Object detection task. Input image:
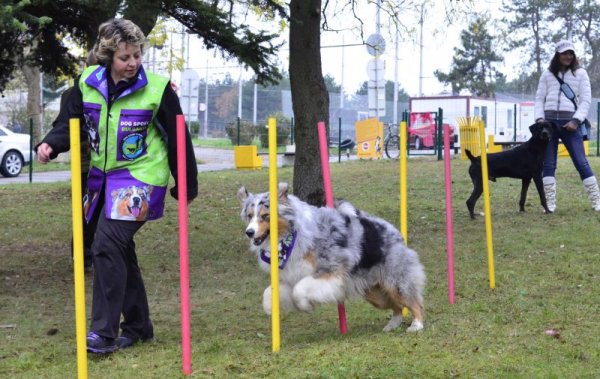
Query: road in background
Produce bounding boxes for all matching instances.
[0,147,357,185]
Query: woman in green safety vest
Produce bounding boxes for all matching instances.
[36,18,198,354]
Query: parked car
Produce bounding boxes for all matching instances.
[0,124,33,177]
[408,112,455,150]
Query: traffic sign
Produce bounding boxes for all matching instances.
[366,33,386,56]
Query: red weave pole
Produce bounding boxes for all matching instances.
[176,115,192,375]
[317,121,348,334]
[443,124,455,304]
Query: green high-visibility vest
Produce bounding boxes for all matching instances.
[79,65,171,221]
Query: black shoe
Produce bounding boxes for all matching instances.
[116,334,154,349]
[86,332,117,354]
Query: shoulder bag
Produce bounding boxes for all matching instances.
[552,72,591,140]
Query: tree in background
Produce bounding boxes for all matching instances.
[500,0,600,97]
[1,0,284,142]
[564,0,600,96]
[434,15,503,97]
[500,0,551,76]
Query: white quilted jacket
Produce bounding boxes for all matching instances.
[534,67,591,122]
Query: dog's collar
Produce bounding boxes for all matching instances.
[260,230,297,269]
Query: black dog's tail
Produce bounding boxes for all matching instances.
[465,149,478,162]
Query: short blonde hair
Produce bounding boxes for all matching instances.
[93,19,145,66]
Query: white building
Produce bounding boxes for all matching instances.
[409,95,536,143]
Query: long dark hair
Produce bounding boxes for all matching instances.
[549,52,580,75]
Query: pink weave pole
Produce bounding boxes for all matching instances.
[176,115,192,374]
[317,121,348,334]
[443,124,455,304]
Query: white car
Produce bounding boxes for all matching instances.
[0,124,33,177]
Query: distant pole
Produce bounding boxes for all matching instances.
[375,0,381,120]
[238,66,243,119]
[253,79,258,125]
[186,33,190,69]
[29,118,33,183]
[187,78,192,122]
[513,104,517,142]
[340,36,345,109]
[418,5,424,97]
[203,58,209,138]
[393,23,399,125]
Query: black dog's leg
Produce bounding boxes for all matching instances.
[466,178,483,219]
[532,175,550,213]
[519,178,531,212]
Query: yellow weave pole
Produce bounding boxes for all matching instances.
[478,119,496,289]
[399,121,408,243]
[69,118,88,378]
[399,121,409,318]
[267,117,281,352]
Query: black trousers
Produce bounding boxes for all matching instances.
[71,172,94,266]
[89,203,153,340]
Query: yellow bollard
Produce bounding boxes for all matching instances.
[267,117,281,352]
[477,120,496,289]
[69,118,88,378]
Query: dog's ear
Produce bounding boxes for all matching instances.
[529,123,541,135]
[278,182,290,204]
[237,186,249,204]
[111,189,119,200]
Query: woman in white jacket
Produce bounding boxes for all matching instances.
[534,40,600,212]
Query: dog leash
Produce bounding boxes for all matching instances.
[260,230,297,269]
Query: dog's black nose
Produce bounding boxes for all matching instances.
[246,229,255,238]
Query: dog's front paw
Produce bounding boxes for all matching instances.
[382,314,403,332]
[262,287,272,315]
[406,320,423,332]
[293,296,315,313]
[292,286,315,313]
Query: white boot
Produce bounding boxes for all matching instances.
[582,176,600,211]
[543,176,556,213]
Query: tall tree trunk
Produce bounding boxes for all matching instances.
[289,0,329,205]
[21,65,42,144]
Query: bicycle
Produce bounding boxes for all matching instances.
[383,123,400,159]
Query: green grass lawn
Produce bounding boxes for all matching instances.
[1,157,600,378]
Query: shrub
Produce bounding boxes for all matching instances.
[188,121,201,136]
[258,113,292,148]
[225,119,257,145]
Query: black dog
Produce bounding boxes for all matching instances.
[466,121,553,219]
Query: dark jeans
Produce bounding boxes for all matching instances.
[543,118,594,180]
[89,203,153,341]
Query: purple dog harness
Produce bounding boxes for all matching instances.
[260,230,297,269]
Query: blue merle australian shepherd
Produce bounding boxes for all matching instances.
[237,183,425,332]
